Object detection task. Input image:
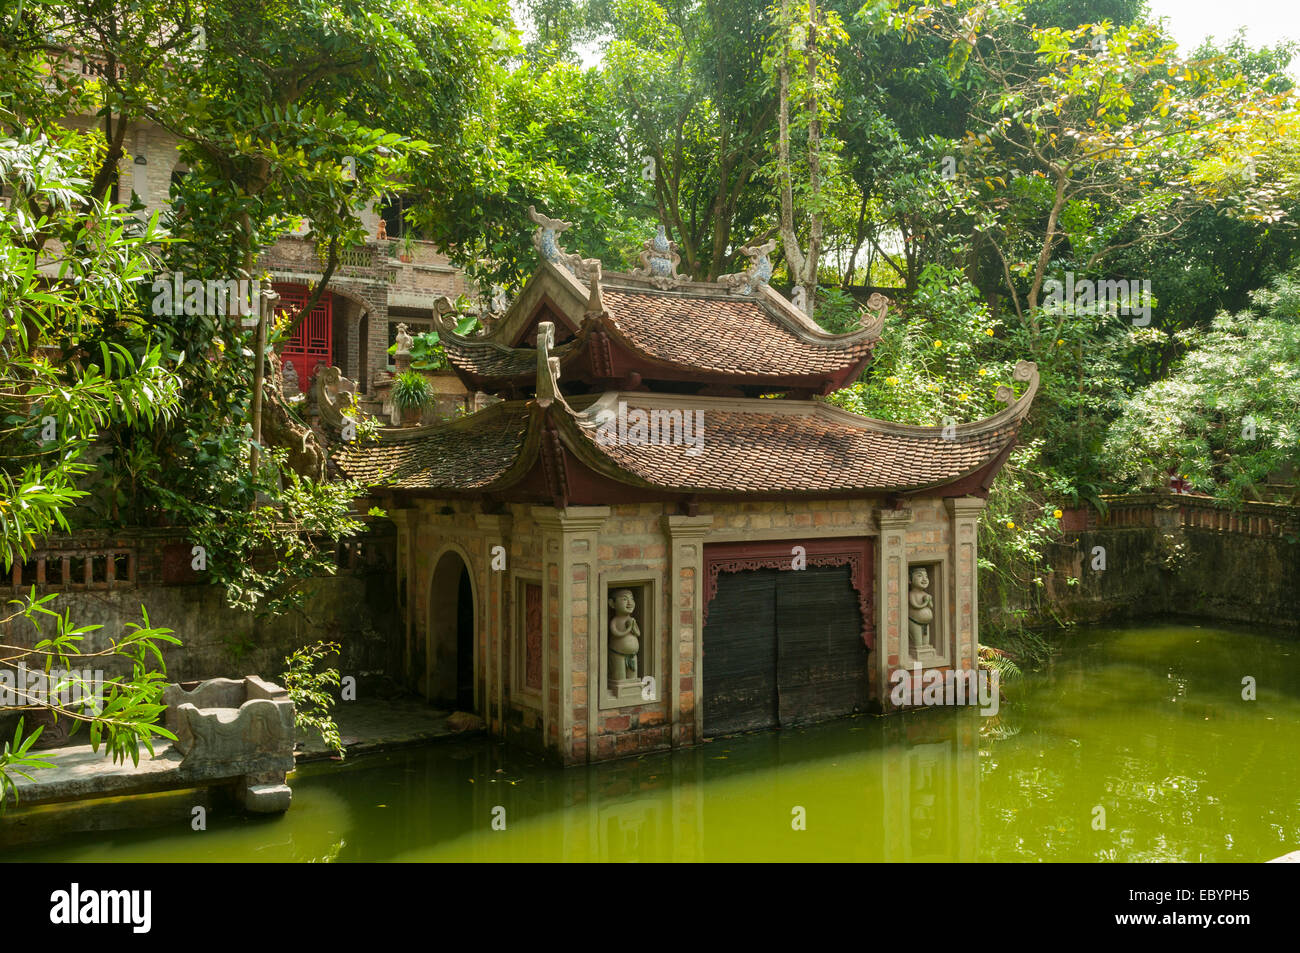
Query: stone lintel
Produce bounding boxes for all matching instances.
[531,505,611,534]
[661,514,714,538]
[876,508,914,529]
[945,496,987,519]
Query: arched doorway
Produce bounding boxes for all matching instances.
[428,550,476,711]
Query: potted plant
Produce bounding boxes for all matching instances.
[392,368,432,426]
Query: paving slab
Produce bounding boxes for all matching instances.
[2,698,483,811]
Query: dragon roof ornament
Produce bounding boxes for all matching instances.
[632,223,689,290]
[859,292,891,340]
[528,205,601,283]
[718,239,777,296]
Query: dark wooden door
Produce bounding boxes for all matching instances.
[702,570,778,736]
[775,565,869,725]
[703,565,867,737]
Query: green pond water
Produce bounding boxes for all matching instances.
[7,621,1300,862]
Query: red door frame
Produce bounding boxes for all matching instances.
[273,282,333,388]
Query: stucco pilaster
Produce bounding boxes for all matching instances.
[874,508,914,708]
[661,514,713,747]
[475,513,513,734]
[945,497,986,672]
[533,506,609,762]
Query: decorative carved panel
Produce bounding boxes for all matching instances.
[702,537,875,648]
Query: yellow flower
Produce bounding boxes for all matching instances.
[1006,521,1016,530]
[958,393,970,401]
[933,339,943,348]
[985,328,994,336]
[1053,509,1063,519]
[885,376,899,385]
[978,368,988,376]
[1056,339,1064,346]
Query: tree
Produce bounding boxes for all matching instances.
[768,0,847,319]
[884,1,1288,331]
[2,0,510,612]
[0,126,184,808]
[603,0,779,279]
[1101,264,1300,502]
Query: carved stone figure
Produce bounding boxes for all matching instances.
[718,239,777,295]
[311,365,358,431]
[633,223,687,290]
[490,284,509,315]
[607,588,641,682]
[394,321,413,354]
[908,567,935,651]
[281,359,300,397]
[528,205,601,281]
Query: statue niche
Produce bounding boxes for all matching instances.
[908,566,936,655]
[607,587,642,687]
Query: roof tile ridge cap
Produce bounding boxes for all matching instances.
[382,399,524,442]
[615,392,815,415]
[472,401,549,494]
[963,359,1040,435]
[755,284,883,348]
[543,255,593,301]
[548,397,672,492]
[442,333,516,357]
[599,270,721,294]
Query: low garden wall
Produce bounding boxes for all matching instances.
[1003,494,1300,635]
[0,524,402,686]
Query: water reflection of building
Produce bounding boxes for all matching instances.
[449,714,980,861]
[882,714,980,862]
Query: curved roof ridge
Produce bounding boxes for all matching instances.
[810,360,1039,437]
[564,360,1038,438]
[753,285,885,344]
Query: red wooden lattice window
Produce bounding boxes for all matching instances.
[273,282,333,388]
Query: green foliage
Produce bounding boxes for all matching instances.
[391,370,434,412]
[1,595,180,811]
[0,4,409,614]
[0,718,53,812]
[1101,266,1300,502]
[388,314,482,371]
[281,640,345,760]
[827,266,1104,638]
[600,0,778,279]
[185,460,371,615]
[978,643,1023,685]
[0,131,183,568]
[828,265,1007,426]
[814,287,864,333]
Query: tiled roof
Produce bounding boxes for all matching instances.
[441,337,579,381]
[333,401,534,489]
[564,397,1016,493]
[440,338,536,379]
[600,289,876,378]
[337,395,1026,497]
